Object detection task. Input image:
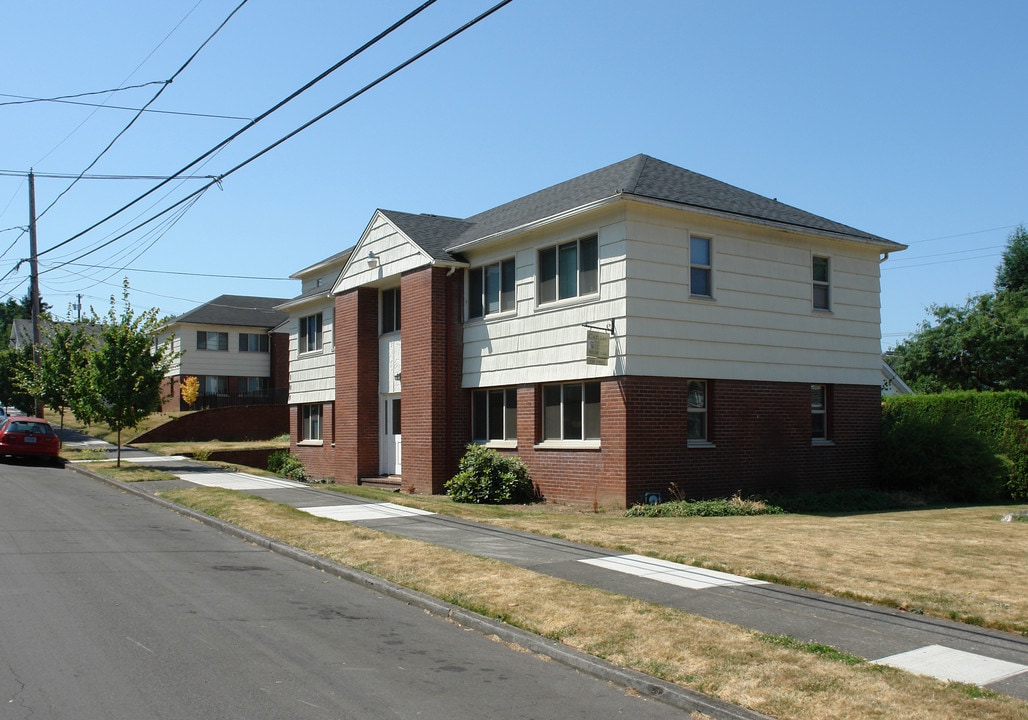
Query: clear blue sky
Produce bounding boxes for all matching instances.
[1,1,1025,349]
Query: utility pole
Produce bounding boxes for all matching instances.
[28,169,43,417]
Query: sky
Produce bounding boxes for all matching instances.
[1,0,1025,350]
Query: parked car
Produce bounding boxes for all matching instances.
[0,416,62,465]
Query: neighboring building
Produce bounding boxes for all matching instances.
[288,154,906,506]
[160,295,290,411]
[276,249,352,480]
[9,318,103,350]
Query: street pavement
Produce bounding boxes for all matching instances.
[60,431,1028,707]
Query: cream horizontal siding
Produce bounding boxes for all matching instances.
[335,213,431,293]
[172,324,273,377]
[462,203,885,390]
[619,212,884,384]
[287,305,335,404]
[463,218,627,387]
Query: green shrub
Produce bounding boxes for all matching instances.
[1003,419,1028,500]
[267,450,308,483]
[881,392,1028,502]
[625,495,784,518]
[445,445,535,504]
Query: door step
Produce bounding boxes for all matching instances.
[358,475,402,491]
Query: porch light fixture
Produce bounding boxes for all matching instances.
[366,251,379,269]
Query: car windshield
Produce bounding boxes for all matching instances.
[7,421,54,435]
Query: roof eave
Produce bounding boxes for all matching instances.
[445,194,623,254]
[624,193,907,251]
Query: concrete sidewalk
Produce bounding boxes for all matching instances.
[63,434,1028,705]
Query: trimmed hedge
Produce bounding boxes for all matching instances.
[882,391,1028,501]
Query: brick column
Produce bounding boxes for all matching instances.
[334,287,379,483]
[400,267,464,494]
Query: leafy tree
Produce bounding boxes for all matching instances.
[77,281,178,465]
[181,376,199,409]
[887,226,1028,393]
[20,321,95,429]
[995,224,1028,293]
[0,345,35,412]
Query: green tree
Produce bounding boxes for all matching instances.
[78,281,178,465]
[995,224,1028,293]
[0,345,35,412]
[887,226,1028,393]
[20,321,95,429]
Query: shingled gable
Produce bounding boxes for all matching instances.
[171,294,289,328]
[376,210,472,262]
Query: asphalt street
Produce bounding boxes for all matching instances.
[0,460,734,720]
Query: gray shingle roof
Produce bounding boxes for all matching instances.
[378,210,473,261]
[383,155,899,260]
[171,295,289,328]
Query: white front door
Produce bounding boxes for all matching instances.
[380,394,401,475]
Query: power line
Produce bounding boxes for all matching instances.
[37,0,251,222]
[37,0,441,261]
[60,261,289,281]
[907,224,1021,245]
[0,169,216,181]
[0,92,252,121]
[0,83,167,107]
[43,0,516,275]
[1,170,216,181]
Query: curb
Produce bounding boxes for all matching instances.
[67,462,774,720]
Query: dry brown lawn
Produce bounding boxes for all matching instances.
[159,487,1028,720]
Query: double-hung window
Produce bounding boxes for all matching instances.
[472,388,517,442]
[542,381,600,442]
[299,313,323,354]
[811,385,828,441]
[302,404,322,442]
[690,236,712,297]
[202,375,228,395]
[382,287,401,334]
[468,259,515,319]
[687,380,708,443]
[239,333,269,352]
[538,235,598,305]
[812,256,830,310]
[197,331,228,351]
[240,377,268,396]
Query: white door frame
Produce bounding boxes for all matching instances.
[380,393,401,475]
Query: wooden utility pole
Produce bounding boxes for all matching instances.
[28,169,43,417]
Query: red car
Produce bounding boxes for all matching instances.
[0,416,62,465]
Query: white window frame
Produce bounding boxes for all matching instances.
[468,258,516,320]
[690,236,713,298]
[298,313,323,354]
[301,404,323,443]
[472,388,518,446]
[687,380,711,446]
[539,381,600,447]
[239,333,269,352]
[382,287,401,335]
[537,235,599,306]
[811,384,830,443]
[196,331,228,351]
[813,256,831,311]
